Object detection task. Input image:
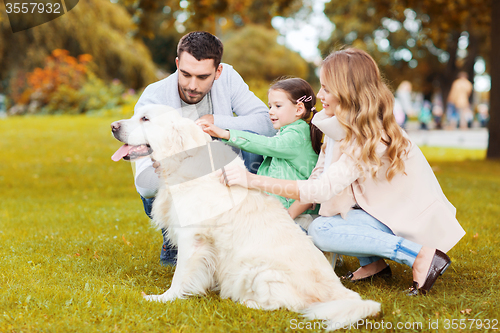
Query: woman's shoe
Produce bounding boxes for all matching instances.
[407,249,451,296]
[341,265,392,282]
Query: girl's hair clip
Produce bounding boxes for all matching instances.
[311,106,317,112]
[297,95,313,103]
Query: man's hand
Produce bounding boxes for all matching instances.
[152,158,163,175]
[196,119,230,140]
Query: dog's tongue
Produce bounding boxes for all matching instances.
[111,144,132,161]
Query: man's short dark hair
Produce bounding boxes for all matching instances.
[177,31,223,68]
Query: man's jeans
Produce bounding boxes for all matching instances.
[241,150,263,174]
[140,196,178,265]
[308,209,422,268]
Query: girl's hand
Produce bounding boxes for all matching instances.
[217,165,251,188]
[288,201,313,219]
[196,119,230,140]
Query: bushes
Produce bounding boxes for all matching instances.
[8,49,139,116]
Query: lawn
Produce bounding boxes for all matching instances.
[1,115,499,332]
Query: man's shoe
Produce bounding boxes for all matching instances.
[160,242,177,266]
[407,249,451,296]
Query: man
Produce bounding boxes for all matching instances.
[447,72,473,129]
[133,31,275,266]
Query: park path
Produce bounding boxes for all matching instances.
[405,122,488,149]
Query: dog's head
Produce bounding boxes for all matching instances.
[111,104,211,162]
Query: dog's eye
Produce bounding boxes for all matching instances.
[141,116,149,122]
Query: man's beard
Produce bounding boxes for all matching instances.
[180,87,204,104]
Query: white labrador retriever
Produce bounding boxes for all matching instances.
[111,104,380,330]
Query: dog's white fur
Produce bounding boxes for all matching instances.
[112,104,380,330]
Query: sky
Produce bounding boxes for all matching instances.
[271,0,334,65]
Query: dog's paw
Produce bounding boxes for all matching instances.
[143,293,168,303]
[142,289,180,303]
[242,299,261,309]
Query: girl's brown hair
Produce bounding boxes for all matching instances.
[321,48,410,181]
[270,78,323,154]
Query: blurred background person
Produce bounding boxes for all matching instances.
[393,98,406,128]
[419,100,432,130]
[476,103,490,128]
[0,94,6,118]
[446,72,473,129]
[431,89,444,129]
[394,80,414,129]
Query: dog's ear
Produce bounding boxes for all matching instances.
[147,120,182,161]
[174,119,210,150]
[149,116,211,161]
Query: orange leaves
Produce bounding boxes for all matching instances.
[122,234,132,246]
[78,54,93,63]
[8,47,133,115]
[7,48,98,113]
[8,48,95,107]
[51,49,69,58]
[25,49,93,98]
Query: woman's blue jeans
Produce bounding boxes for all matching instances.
[308,209,422,268]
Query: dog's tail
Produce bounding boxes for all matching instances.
[301,299,381,331]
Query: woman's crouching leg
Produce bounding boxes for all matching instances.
[307,209,422,268]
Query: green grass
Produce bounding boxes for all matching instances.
[1,115,499,332]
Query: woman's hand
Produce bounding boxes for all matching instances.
[196,119,230,140]
[216,165,252,188]
[217,165,301,200]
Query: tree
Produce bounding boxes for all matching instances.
[488,0,500,158]
[117,0,304,37]
[0,0,157,91]
[223,25,309,102]
[321,0,499,158]
[322,1,488,92]
[224,25,308,81]
[114,0,307,74]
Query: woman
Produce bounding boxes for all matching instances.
[217,48,465,295]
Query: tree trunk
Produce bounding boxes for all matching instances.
[487,0,500,159]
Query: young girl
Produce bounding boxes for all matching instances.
[197,77,321,215]
[217,48,465,296]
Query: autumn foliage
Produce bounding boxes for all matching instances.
[28,50,92,92]
[12,49,91,105]
[9,49,136,115]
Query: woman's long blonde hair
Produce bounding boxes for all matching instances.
[321,48,410,181]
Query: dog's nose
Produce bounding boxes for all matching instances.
[111,121,120,133]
